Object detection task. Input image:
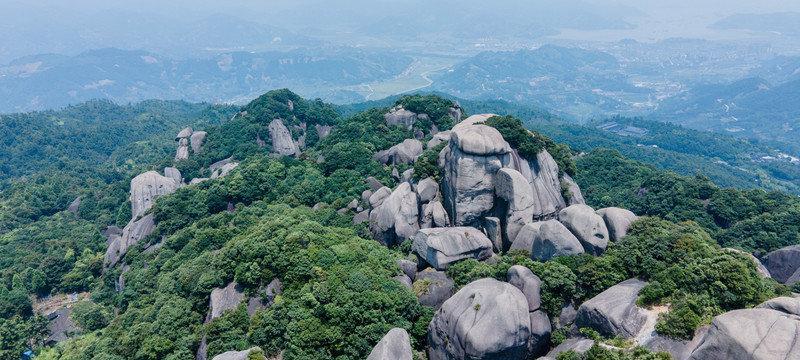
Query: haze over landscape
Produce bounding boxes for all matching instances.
[3,1,800,360]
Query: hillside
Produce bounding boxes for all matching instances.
[1,91,800,360]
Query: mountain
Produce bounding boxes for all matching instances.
[0,48,413,112]
[710,12,800,36]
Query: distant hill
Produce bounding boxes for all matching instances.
[0,48,413,112]
[710,12,800,36]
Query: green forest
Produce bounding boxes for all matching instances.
[0,90,797,360]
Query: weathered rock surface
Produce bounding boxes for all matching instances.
[191,131,207,154]
[209,282,245,321]
[353,210,370,225]
[368,328,413,360]
[412,227,493,270]
[46,307,78,344]
[509,149,572,219]
[511,220,584,261]
[495,168,535,250]
[764,245,800,284]
[385,107,419,129]
[428,278,532,360]
[420,200,449,229]
[642,335,691,360]
[211,347,265,360]
[596,207,637,241]
[367,177,385,191]
[130,171,179,219]
[442,116,512,226]
[416,177,439,204]
[507,265,542,312]
[210,160,239,179]
[427,131,451,149]
[247,278,283,316]
[558,204,609,256]
[413,270,454,309]
[575,279,649,338]
[686,307,800,360]
[375,139,424,165]
[370,183,419,246]
[175,138,190,161]
[268,119,299,156]
[315,124,332,140]
[394,275,413,289]
[543,338,595,359]
[67,196,81,214]
[369,186,392,208]
[397,259,417,281]
[164,167,182,185]
[104,214,155,266]
[528,310,552,357]
[757,296,800,315]
[176,127,193,139]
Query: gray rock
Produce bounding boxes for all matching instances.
[509,149,569,219]
[368,328,413,360]
[413,270,454,309]
[164,167,182,184]
[191,131,207,154]
[315,124,333,140]
[483,216,502,252]
[507,265,542,312]
[209,282,245,321]
[46,307,78,344]
[725,248,771,278]
[130,171,178,219]
[575,279,649,338]
[428,278,532,360]
[511,220,584,261]
[642,335,690,360]
[757,296,800,316]
[175,138,190,161]
[420,200,449,229]
[367,177,385,191]
[375,139,424,165]
[384,107,419,129]
[394,275,413,289]
[559,302,578,328]
[685,308,800,360]
[369,187,392,209]
[104,214,156,266]
[442,117,512,226]
[764,245,800,284]
[495,168,535,250]
[561,174,586,206]
[210,161,239,179]
[544,338,595,359]
[596,207,637,241]
[67,196,81,214]
[412,227,493,270]
[268,119,299,156]
[353,210,370,225]
[190,177,209,185]
[176,127,193,139]
[558,204,609,256]
[427,131,451,149]
[397,259,417,281]
[392,167,400,180]
[529,310,552,357]
[369,183,420,246]
[362,190,374,204]
[401,169,414,183]
[211,347,264,360]
[416,178,439,204]
[448,106,462,122]
[247,278,283,316]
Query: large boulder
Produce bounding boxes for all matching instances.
[413,270,454,309]
[558,204,609,256]
[764,245,800,285]
[575,279,650,338]
[495,168,535,250]
[511,220,584,261]
[208,282,245,321]
[442,115,512,226]
[367,328,413,360]
[561,174,586,205]
[369,186,392,208]
[420,200,449,229]
[509,149,570,219]
[104,214,155,266]
[176,127,193,139]
[211,347,265,360]
[757,296,800,315]
[428,131,451,149]
[428,278,532,360]
[191,131,207,154]
[543,338,595,359]
[375,139,424,165]
[506,265,542,312]
[370,183,420,246]
[175,138,190,160]
[596,207,637,241]
[130,171,179,219]
[412,227,493,270]
[415,178,439,204]
[385,107,419,129]
[685,308,800,360]
[268,119,299,156]
[164,167,182,185]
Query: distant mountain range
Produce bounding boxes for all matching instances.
[0,48,412,112]
[710,12,800,36]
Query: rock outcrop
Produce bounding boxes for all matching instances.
[757,296,800,315]
[367,328,413,360]
[507,266,550,357]
[510,149,569,219]
[558,204,609,256]
[543,338,595,359]
[495,168,536,250]
[209,158,240,179]
[442,115,512,226]
[67,197,81,214]
[268,119,299,156]
[211,347,265,360]
[164,167,182,185]
[413,270,454,309]
[596,207,637,241]
[685,306,800,360]
[415,178,439,204]
[208,282,245,321]
[191,131,207,154]
[428,278,532,360]
[511,220,584,261]
[370,183,419,246]
[412,227,493,270]
[175,127,192,161]
[575,279,650,338]
[420,201,449,229]
[385,107,419,129]
[763,245,800,285]
[375,139,424,165]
